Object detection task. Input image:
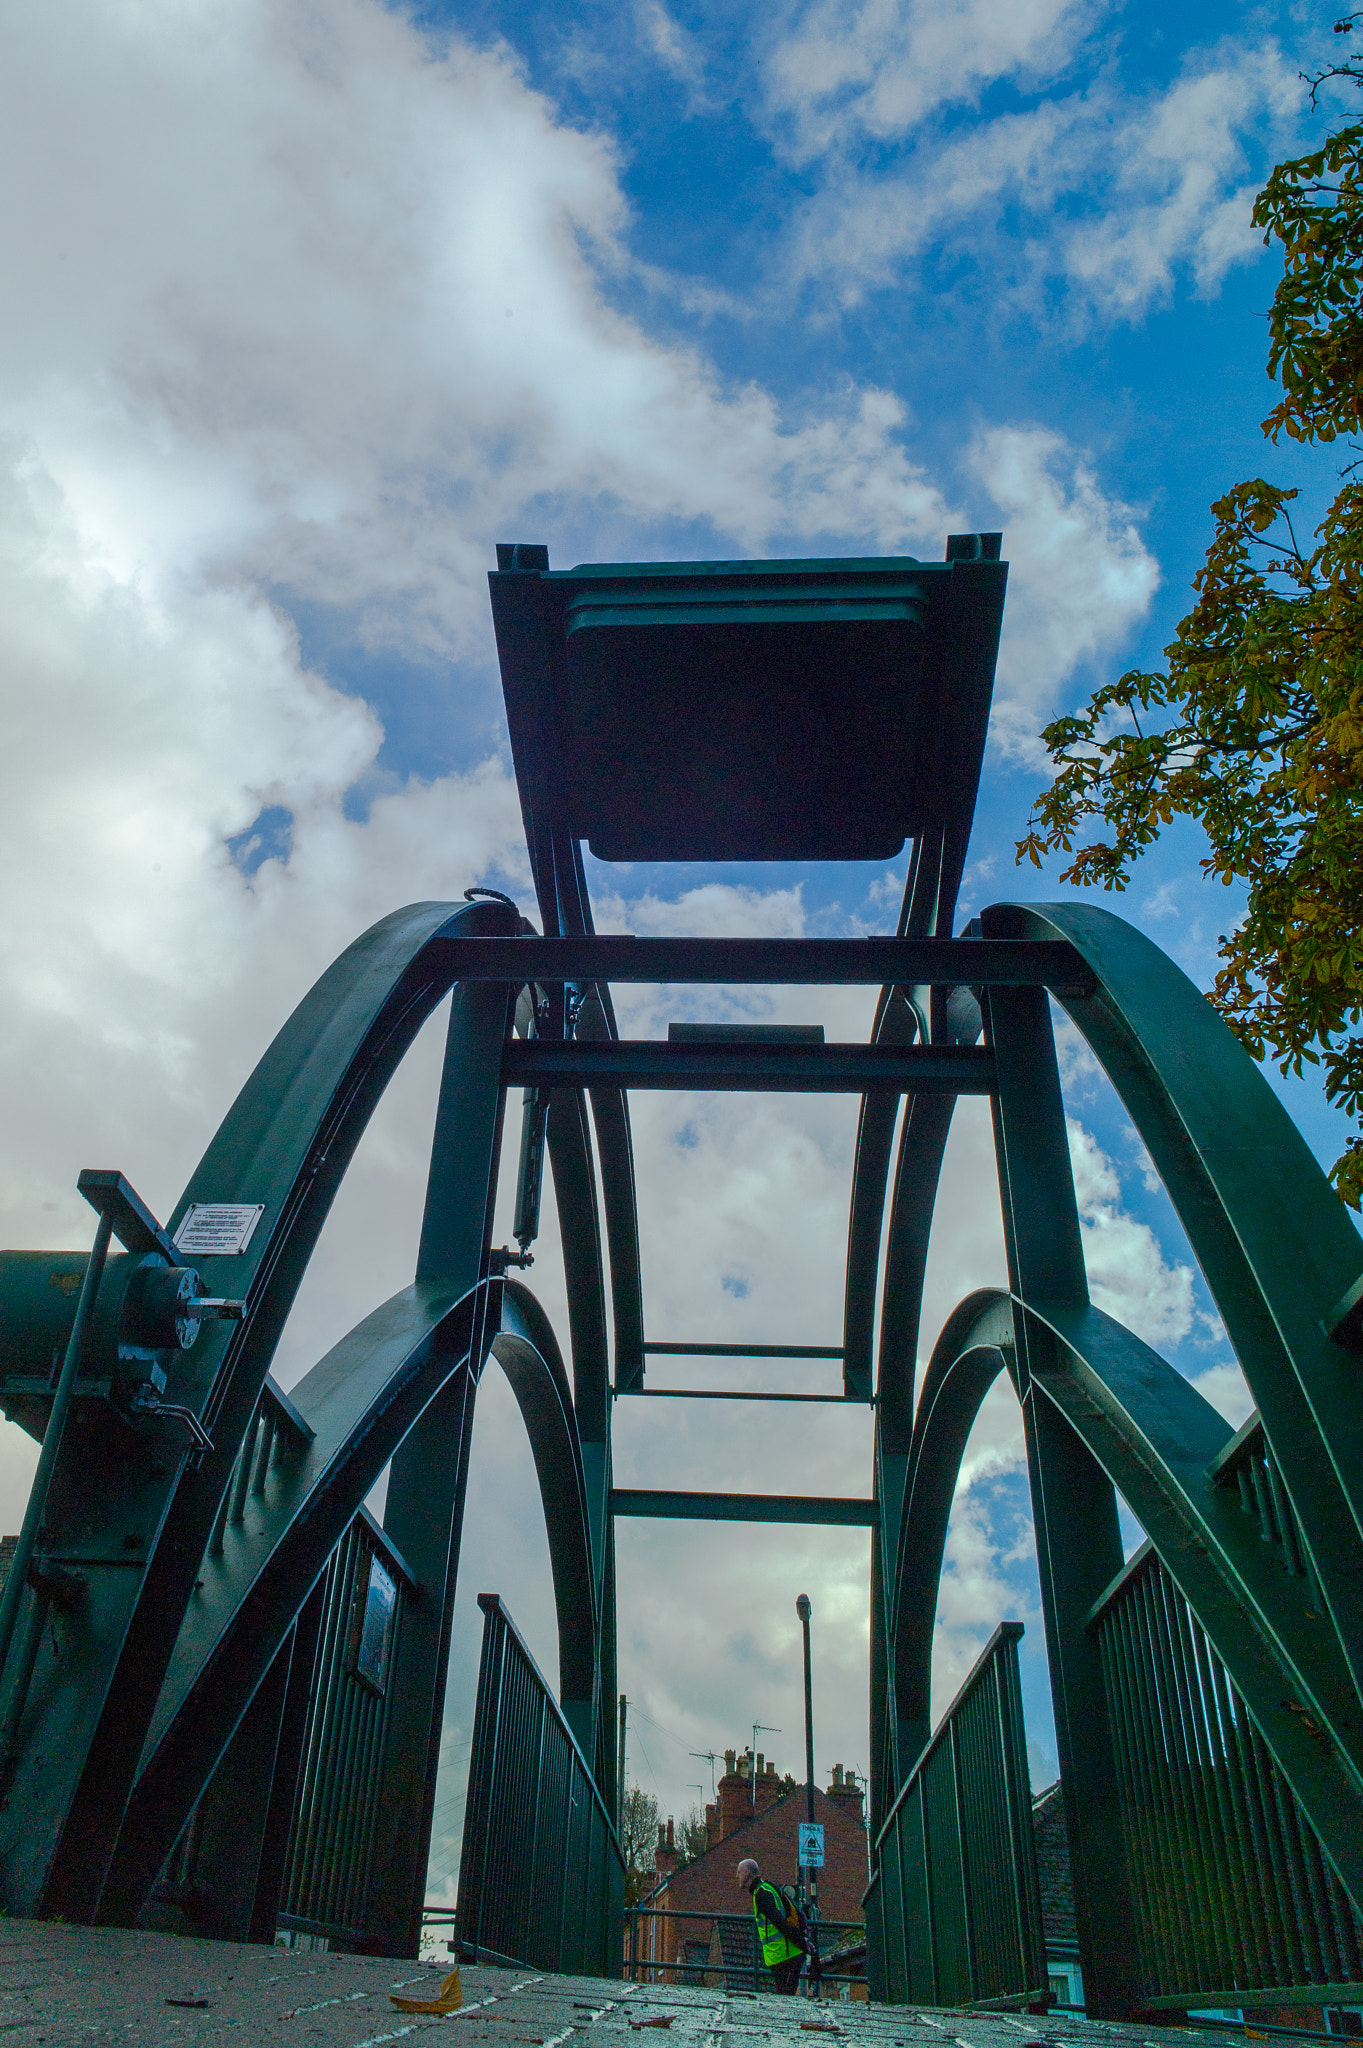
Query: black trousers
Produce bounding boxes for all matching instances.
[769,1955,804,1995]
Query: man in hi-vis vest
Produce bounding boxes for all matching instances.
[735,1857,805,1993]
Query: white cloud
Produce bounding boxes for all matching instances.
[763,0,1091,162]
[1190,1359,1255,1428]
[970,427,1159,753]
[1060,51,1300,311]
[601,881,809,940]
[637,0,707,92]
[0,0,955,673]
[776,42,1300,324]
[1068,1118,1194,1347]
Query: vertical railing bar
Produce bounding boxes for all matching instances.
[1126,1575,1186,1995]
[1126,1571,1192,1987]
[1286,1783,1336,1983]
[336,1675,378,1933]
[1248,1718,1311,1984]
[1208,1654,1275,1988]
[250,1408,276,1498]
[1153,1568,1223,1993]
[310,1526,362,1924]
[1102,1605,1162,1996]
[1154,1572,1227,1990]
[283,1545,347,1921]
[1230,1679,1295,1985]
[207,1475,232,1561]
[314,1537,364,1928]
[1190,1619,1259,1991]
[229,1412,260,1526]
[1247,1452,1279,1548]
[1262,1451,1303,1576]
[1150,1565,1220,1990]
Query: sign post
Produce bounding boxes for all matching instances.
[795,1593,819,1993]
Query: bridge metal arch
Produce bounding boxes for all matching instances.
[980,900,1363,1689]
[96,1270,598,1928]
[875,899,1363,2010]
[887,1291,1363,1902]
[0,892,613,1948]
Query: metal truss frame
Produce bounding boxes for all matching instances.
[0,538,1359,2014]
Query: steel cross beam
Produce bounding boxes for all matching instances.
[610,1488,877,1526]
[502,1041,996,1093]
[437,935,1092,991]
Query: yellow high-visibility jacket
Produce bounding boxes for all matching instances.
[751,1881,803,1968]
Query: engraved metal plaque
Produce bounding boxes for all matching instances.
[172,1204,265,1256]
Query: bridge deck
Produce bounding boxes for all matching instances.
[0,1920,1292,2047]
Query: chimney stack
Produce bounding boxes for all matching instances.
[825,1762,864,1824]
[654,1815,681,1879]
[716,1749,755,1841]
[753,1755,783,1817]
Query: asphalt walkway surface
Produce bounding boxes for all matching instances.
[0,1922,1252,2048]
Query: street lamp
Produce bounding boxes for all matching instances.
[795,1594,817,1926]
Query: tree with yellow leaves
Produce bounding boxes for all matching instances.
[1019,21,1363,1207]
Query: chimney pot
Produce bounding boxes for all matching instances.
[725,1749,736,1774]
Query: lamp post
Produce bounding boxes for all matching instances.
[796,1594,817,1925]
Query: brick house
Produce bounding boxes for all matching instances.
[1032,1782,1081,2007]
[630,1748,869,1990]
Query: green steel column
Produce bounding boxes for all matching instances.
[987,984,1142,2017]
[546,1087,611,1766]
[364,978,514,1956]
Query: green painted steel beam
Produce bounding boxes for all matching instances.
[610,1488,876,1526]
[438,934,1090,990]
[898,1286,1363,1924]
[95,1280,493,1924]
[4,895,520,1929]
[983,903,1363,1705]
[503,1039,996,1093]
[616,1389,865,1403]
[642,1341,843,1357]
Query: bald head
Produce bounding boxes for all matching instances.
[735,1857,759,1894]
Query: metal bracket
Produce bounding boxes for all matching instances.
[77,1170,183,1265]
[488,1247,534,1276]
[126,1388,214,1458]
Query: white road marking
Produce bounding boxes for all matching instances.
[285,1990,372,2015]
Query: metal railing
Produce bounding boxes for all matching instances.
[1089,1541,1363,2009]
[866,1621,1046,2007]
[454,1593,624,1977]
[276,1509,412,1943]
[624,1906,865,1995]
[206,1375,313,1560]
[1209,1417,1328,1610]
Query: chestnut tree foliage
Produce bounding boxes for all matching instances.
[1019,23,1363,1206]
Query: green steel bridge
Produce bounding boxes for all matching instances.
[0,537,1361,2018]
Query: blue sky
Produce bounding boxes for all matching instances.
[0,0,1358,1894]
